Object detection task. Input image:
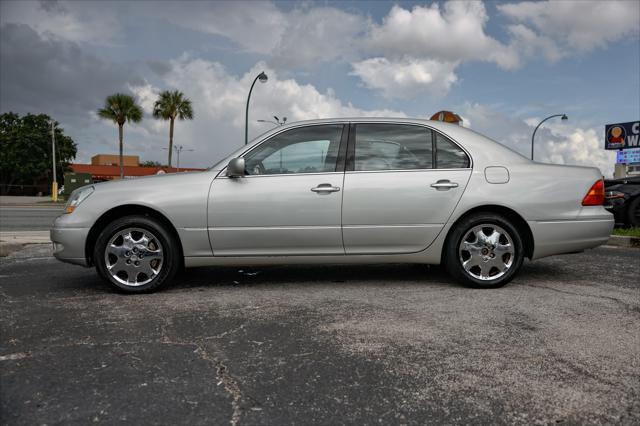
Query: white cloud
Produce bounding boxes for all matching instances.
[350,57,458,98]
[126,58,405,167]
[146,1,286,54]
[143,2,368,69]
[6,0,635,101]
[128,82,160,114]
[460,103,616,177]
[270,7,369,68]
[0,0,121,44]
[499,0,640,54]
[507,24,562,63]
[349,1,523,98]
[369,2,519,70]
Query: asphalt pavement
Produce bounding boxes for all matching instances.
[1,244,638,425]
[0,206,62,231]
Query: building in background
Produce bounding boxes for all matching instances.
[70,154,204,182]
[91,154,140,167]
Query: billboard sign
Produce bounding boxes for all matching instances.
[616,148,640,164]
[605,121,639,150]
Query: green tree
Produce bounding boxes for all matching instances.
[140,160,164,167]
[153,90,193,167]
[98,94,143,178]
[0,112,77,195]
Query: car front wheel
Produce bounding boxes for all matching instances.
[94,215,180,293]
[444,213,524,288]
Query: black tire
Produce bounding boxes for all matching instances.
[94,215,180,293]
[444,213,525,289]
[627,196,640,227]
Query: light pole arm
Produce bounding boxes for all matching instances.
[245,75,261,146]
[531,114,566,161]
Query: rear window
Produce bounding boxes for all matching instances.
[436,133,470,169]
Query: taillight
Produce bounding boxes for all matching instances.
[582,179,604,206]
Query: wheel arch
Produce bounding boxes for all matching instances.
[85,204,184,267]
[444,205,534,259]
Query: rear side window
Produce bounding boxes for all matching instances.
[436,133,470,169]
[354,124,433,171]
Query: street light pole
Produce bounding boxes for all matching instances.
[257,116,287,127]
[531,114,568,161]
[50,121,58,202]
[245,71,268,145]
[164,145,194,173]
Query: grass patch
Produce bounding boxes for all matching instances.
[612,227,640,237]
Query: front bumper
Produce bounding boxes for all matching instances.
[50,226,90,267]
[529,208,614,260]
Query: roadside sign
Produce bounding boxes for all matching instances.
[616,148,640,164]
[605,120,640,150]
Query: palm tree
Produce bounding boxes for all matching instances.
[98,94,143,179]
[153,90,194,167]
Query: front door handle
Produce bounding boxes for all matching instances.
[430,180,459,190]
[311,184,341,193]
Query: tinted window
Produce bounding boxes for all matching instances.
[354,124,432,171]
[436,133,470,169]
[244,125,343,175]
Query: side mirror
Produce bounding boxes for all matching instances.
[226,157,245,178]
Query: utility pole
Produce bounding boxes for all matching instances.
[51,121,58,202]
[164,145,194,173]
[257,116,287,127]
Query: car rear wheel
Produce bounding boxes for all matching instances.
[627,196,640,227]
[444,213,524,288]
[94,215,180,293]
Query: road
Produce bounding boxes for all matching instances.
[1,244,638,425]
[0,207,62,231]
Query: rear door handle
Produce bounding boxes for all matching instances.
[311,184,341,193]
[430,180,459,190]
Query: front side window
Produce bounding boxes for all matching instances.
[354,124,433,171]
[244,125,343,175]
[436,133,470,169]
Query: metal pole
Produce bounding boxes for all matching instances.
[245,72,267,145]
[245,76,260,145]
[51,121,58,202]
[531,114,567,161]
[176,145,181,173]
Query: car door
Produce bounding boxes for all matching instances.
[342,123,472,254]
[208,124,347,256]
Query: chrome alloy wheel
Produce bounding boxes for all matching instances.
[458,224,515,281]
[104,228,164,287]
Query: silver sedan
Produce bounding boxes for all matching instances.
[51,118,613,293]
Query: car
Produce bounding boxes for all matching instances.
[50,118,614,293]
[604,176,640,227]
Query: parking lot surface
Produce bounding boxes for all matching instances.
[1,245,638,425]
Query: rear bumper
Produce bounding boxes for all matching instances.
[529,210,614,260]
[50,226,90,266]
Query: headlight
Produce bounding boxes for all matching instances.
[64,186,94,214]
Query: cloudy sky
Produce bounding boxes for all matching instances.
[1,0,638,176]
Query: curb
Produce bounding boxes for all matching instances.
[0,204,64,208]
[0,231,51,257]
[0,242,26,257]
[606,235,640,248]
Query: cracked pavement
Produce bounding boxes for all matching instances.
[1,244,639,424]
